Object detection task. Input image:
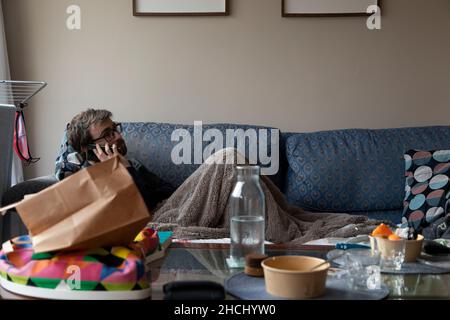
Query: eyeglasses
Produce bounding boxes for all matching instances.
[91,122,123,143]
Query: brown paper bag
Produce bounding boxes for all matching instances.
[0,156,151,253]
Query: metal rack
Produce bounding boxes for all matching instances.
[0,80,47,109]
[0,80,47,203]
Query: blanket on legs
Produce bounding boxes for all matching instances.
[151,148,386,244]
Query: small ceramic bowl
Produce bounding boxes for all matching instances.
[261,255,329,299]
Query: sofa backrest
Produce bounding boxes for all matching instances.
[122,122,282,190]
[284,126,450,214]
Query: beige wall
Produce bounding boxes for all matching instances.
[3,0,450,179]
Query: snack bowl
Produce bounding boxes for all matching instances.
[261,255,329,299]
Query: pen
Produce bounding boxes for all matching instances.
[335,243,370,250]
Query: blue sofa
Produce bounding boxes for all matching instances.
[2,123,450,242]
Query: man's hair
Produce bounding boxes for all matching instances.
[67,108,112,153]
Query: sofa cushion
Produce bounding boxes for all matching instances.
[285,126,450,214]
[402,149,450,233]
[122,122,281,190]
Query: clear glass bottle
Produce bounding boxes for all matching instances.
[228,165,265,268]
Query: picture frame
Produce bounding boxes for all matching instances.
[133,0,229,16]
[282,0,381,17]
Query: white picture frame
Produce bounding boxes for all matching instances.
[282,0,380,17]
[133,0,229,16]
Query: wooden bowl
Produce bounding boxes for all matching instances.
[261,256,329,299]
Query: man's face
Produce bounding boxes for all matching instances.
[88,118,128,156]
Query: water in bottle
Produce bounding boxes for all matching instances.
[227,165,265,268]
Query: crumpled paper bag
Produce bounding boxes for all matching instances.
[0,156,151,253]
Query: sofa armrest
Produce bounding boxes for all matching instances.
[1,175,57,243]
[1,175,58,206]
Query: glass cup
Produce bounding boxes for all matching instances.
[373,236,406,271]
[343,248,382,291]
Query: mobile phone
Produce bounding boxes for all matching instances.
[87,144,106,152]
[163,281,225,300]
[86,144,106,161]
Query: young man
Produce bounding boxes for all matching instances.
[55,109,175,212]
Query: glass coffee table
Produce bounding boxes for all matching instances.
[1,242,448,300]
[149,243,450,300]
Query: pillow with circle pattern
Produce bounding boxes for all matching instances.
[402,149,450,236]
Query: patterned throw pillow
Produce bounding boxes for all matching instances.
[402,150,450,235]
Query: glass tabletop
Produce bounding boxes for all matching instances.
[148,244,450,300]
[0,243,448,300]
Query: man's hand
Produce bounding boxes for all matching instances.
[92,143,131,167]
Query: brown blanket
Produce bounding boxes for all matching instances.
[152,148,385,244]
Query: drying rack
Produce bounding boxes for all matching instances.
[0,80,47,203]
[0,80,47,109]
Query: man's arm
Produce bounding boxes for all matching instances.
[127,160,176,211]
